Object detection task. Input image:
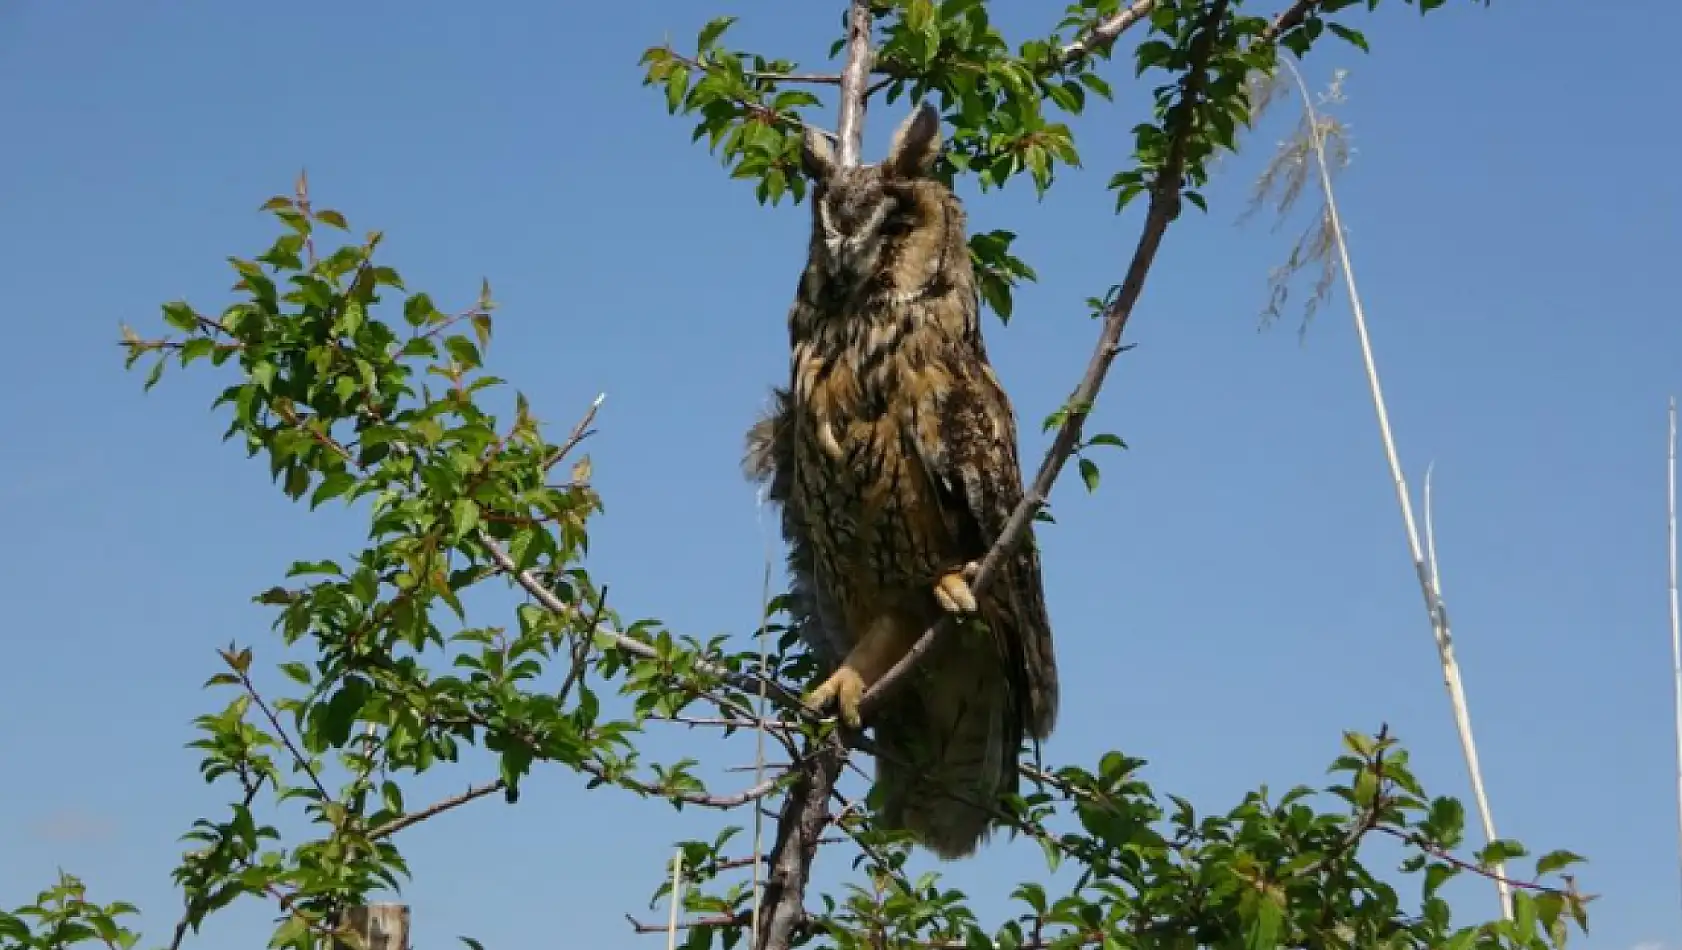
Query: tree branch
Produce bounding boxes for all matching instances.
[756,741,843,950]
[479,530,811,721]
[1054,0,1158,67]
[229,660,332,804]
[1262,0,1322,43]
[367,780,507,840]
[576,763,786,809]
[834,0,874,167]
[627,911,750,935]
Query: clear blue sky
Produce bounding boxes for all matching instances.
[3,1,1679,948]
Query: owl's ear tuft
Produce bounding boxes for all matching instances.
[801,127,838,182]
[884,103,942,178]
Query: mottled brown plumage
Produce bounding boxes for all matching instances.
[743,104,1059,859]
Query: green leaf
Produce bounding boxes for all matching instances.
[1423,861,1456,898]
[1535,849,1586,876]
[1246,891,1283,950]
[1327,22,1370,51]
[162,301,198,332]
[1078,457,1100,493]
[696,15,736,50]
[666,66,690,113]
[1476,838,1529,866]
[1352,766,1378,805]
[404,292,438,327]
[309,472,356,509]
[251,361,276,392]
[318,676,373,748]
[1341,730,1376,758]
[269,913,310,950]
[1086,432,1128,450]
[452,499,482,541]
[179,338,216,365]
[445,335,482,368]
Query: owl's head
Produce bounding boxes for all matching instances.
[799,103,945,291]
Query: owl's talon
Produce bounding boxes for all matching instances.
[933,570,979,614]
[804,667,866,729]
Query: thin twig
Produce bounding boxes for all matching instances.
[650,714,798,732]
[542,391,605,471]
[576,757,789,809]
[367,780,507,840]
[167,779,267,950]
[481,532,809,716]
[1379,828,1552,893]
[628,911,750,935]
[556,584,608,708]
[233,666,332,804]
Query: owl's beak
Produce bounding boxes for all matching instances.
[822,233,877,288]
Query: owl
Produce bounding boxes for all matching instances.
[743,103,1059,859]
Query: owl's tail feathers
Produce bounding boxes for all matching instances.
[873,657,1020,860]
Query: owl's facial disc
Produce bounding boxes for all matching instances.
[816,176,905,290]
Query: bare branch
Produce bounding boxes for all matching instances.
[541,391,604,472]
[480,530,809,717]
[577,757,790,810]
[556,583,608,708]
[756,743,843,950]
[651,714,799,734]
[627,911,749,935]
[751,70,844,85]
[367,780,507,840]
[228,658,332,803]
[835,0,875,167]
[1263,0,1322,42]
[1054,0,1158,66]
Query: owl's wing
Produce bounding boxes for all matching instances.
[905,355,1060,741]
[743,386,850,669]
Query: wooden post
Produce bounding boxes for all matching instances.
[333,904,410,950]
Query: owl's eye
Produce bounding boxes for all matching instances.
[878,209,915,237]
